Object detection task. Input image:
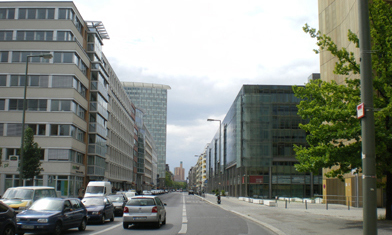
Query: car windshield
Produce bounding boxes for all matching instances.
[127,198,155,206]
[30,199,63,211]
[107,195,123,202]
[82,198,104,206]
[2,188,34,200]
[86,186,104,194]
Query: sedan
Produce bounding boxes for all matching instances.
[16,198,87,235]
[0,201,16,235]
[81,196,114,224]
[107,195,127,216]
[123,196,166,229]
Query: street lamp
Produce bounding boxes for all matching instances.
[19,53,52,186]
[207,118,222,193]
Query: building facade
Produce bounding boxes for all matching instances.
[122,82,170,188]
[205,85,322,198]
[174,161,185,182]
[0,1,137,196]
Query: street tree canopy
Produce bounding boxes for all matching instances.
[21,127,43,182]
[294,0,392,219]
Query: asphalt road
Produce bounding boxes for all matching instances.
[20,192,275,235]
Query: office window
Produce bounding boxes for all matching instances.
[8,99,47,111]
[0,99,3,110]
[0,52,8,62]
[10,75,48,88]
[5,148,19,160]
[48,149,69,161]
[58,8,74,20]
[0,31,12,41]
[16,31,53,41]
[54,52,74,63]
[27,124,46,136]
[57,31,74,41]
[12,51,51,63]
[6,123,22,136]
[51,100,72,112]
[0,123,3,136]
[18,8,54,19]
[0,8,15,19]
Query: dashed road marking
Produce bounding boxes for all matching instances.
[178,194,187,234]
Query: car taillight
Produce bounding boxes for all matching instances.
[124,207,129,213]
[152,206,158,213]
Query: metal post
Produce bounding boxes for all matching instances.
[358,1,377,234]
[19,57,30,186]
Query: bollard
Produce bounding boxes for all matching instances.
[285,199,287,209]
[348,203,350,210]
[305,200,307,210]
[326,202,328,210]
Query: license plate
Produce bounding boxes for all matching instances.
[21,225,34,229]
[133,217,147,220]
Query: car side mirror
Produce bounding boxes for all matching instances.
[163,203,167,206]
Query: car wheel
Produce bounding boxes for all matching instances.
[4,225,15,235]
[110,212,114,222]
[78,218,87,231]
[100,214,106,224]
[155,217,161,228]
[53,222,62,235]
[123,222,129,229]
[162,215,166,225]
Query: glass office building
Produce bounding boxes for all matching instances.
[206,85,322,198]
[122,82,170,188]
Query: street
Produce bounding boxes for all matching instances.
[20,192,275,235]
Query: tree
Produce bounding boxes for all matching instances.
[165,171,173,188]
[295,0,392,220]
[20,127,43,184]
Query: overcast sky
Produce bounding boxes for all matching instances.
[39,0,320,177]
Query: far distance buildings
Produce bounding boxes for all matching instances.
[174,161,185,182]
[122,82,171,188]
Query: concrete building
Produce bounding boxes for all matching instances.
[122,82,170,188]
[205,85,321,198]
[0,1,137,196]
[174,161,185,182]
[135,107,158,191]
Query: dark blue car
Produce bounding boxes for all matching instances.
[0,201,16,235]
[16,198,88,235]
[81,196,114,224]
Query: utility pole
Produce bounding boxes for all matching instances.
[358,0,377,234]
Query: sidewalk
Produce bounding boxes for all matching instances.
[198,194,392,235]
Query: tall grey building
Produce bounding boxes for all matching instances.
[122,82,170,188]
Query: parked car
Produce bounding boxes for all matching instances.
[81,196,114,224]
[123,196,166,229]
[188,190,194,195]
[142,190,152,195]
[16,198,87,235]
[0,187,57,213]
[107,195,127,216]
[0,201,16,235]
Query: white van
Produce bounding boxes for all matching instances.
[84,181,112,197]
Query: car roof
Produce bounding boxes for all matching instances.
[131,196,156,199]
[6,186,55,190]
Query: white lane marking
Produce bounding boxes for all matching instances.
[178,194,187,234]
[87,222,122,235]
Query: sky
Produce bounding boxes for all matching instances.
[19,0,320,177]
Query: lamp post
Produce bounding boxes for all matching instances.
[207,118,221,193]
[19,53,52,186]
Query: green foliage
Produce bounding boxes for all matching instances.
[165,171,173,187]
[297,0,392,180]
[21,127,43,180]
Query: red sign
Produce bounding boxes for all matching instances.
[357,103,365,119]
[249,176,263,184]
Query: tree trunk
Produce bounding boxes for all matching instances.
[386,172,392,220]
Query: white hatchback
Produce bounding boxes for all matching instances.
[122,196,166,229]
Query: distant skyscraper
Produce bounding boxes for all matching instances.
[174,161,185,182]
[122,82,171,187]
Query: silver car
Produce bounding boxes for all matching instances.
[122,196,166,229]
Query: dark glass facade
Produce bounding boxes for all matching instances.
[206,85,322,198]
